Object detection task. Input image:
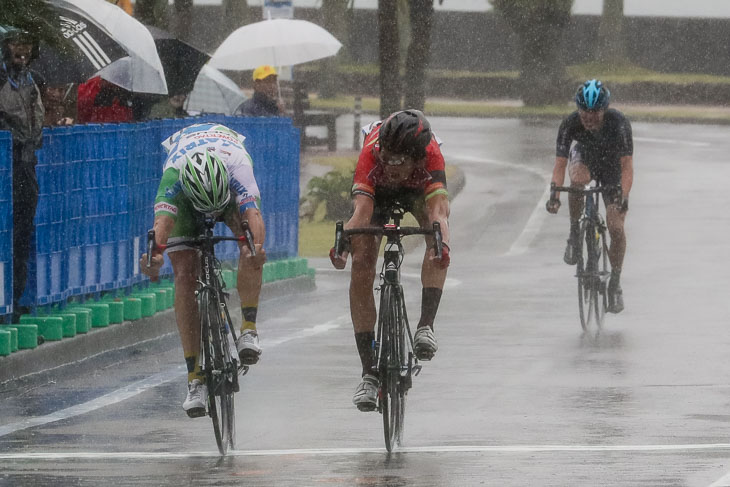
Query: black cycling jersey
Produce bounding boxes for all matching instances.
[556,109,633,185]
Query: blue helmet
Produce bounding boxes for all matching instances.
[575,79,610,111]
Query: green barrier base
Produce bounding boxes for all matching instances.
[62,308,91,333]
[42,313,77,338]
[151,289,167,312]
[131,293,156,317]
[106,300,124,323]
[4,324,37,349]
[0,330,10,356]
[123,298,142,321]
[69,304,109,328]
[19,316,63,341]
[0,326,17,352]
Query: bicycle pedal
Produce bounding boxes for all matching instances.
[413,365,423,376]
[185,407,206,419]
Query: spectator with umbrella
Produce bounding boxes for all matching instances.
[0,28,44,322]
[235,65,284,117]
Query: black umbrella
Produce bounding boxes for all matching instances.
[12,9,129,85]
[145,25,210,96]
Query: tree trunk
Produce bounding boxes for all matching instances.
[598,0,625,68]
[404,0,433,111]
[378,0,401,118]
[223,0,254,34]
[518,22,567,105]
[319,0,350,99]
[135,0,167,29]
[172,0,193,42]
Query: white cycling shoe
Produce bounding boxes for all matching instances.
[182,379,207,418]
[236,330,262,365]
[414,327,438,361]
[352,374,379,412]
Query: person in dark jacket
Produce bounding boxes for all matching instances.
[0,29,45,322]
[235,65,283,117]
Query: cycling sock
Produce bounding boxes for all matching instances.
[611,268,621,284]
[417,287,443,330]
[241,304,258,333]
[354,331,375,377]
[185,354,203,383]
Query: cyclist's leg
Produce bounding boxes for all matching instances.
[350,233,381,410]
[604,185,627,313]
[565,145,591,265]
[224,205,266,363]
[412,198,445,360]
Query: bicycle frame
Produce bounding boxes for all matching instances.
[334,207,443,450]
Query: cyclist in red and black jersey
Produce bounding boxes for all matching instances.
[546,80,634,313]
[329,110,451,411]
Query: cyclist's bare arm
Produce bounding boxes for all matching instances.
[346,194,375,230]
[240,207,266,268]
[140,214,175,277]
[426,193,450,245]
[330,194,374,269]
[550,156,569,194]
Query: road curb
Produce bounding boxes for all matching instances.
[0,275,316,385]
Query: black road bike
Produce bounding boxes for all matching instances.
[550,183,618,334]
[147,219,255,455]
[334,208,443,451]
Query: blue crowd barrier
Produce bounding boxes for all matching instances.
[2,115,300,314]
[0,133,11,315]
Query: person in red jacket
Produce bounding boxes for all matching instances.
[77,76,133,123]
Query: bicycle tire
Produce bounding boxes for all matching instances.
[378,284,400,452]
[577,220,600,335]
[200,289,236,455]
[594,229,609,327]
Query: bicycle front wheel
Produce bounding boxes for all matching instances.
[378,284,405,452]
[577,220,601,335]
[200,290,237,455]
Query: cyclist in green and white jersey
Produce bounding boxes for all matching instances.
[140,123,267,418]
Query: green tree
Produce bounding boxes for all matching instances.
[597,0,625,68]
[0,0,69,52]
[172,0,193,41]
[490,0,573,106]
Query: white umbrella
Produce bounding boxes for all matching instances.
[50,0,168,94]
[210,18,342,71]
[185,65,245,116]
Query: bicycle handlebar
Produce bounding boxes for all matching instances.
[146,222,256,274]
[333,221,443,260]
[550,182,621,201]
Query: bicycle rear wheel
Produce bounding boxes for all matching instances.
[200,290,237,455]
[378,285,405,452]
[594,230,609,326]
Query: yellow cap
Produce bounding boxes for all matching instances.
[252,65,277,81]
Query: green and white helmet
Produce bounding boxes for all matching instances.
[179,150,231,215]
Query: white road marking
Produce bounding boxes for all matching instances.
[452,154,551,256]
[3,443,730,461]
[710,472,730,487]
[635,136,710,147]
[0,318,347,439]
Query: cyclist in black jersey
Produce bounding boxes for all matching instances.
[546,80,634,313]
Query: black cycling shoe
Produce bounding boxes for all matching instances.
[563,236,579,266]
[607,279,624,314]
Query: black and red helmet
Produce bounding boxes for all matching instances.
[378,109,432,160]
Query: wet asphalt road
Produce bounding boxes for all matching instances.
[1,118,730,486]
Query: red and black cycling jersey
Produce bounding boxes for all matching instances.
[352,121,448,201]
[556,108,633,165]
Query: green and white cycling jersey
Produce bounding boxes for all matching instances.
[154,123,261,237]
